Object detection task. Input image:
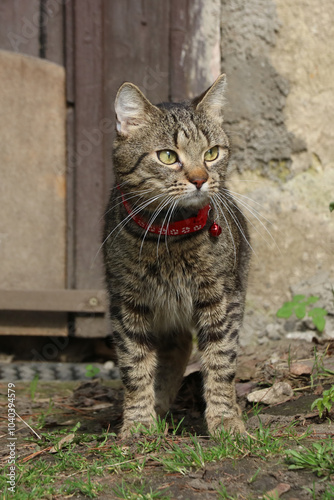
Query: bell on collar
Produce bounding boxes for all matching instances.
[209,222,222,237]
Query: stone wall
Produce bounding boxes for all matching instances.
[220,0,334,333]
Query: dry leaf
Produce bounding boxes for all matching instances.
[314,385,324,395]
[49,433,75,453]
[289,363,312,376]
[263,482,290,499]
[85,403,113,411]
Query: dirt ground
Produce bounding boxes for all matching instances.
[1,339,334,499]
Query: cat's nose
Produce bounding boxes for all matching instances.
[191,178,207,190]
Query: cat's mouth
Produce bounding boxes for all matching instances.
[180,188,210,208]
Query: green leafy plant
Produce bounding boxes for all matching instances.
[304,482,334,500]
[112,480,170,499]
[85,364,101,378]
[131,414,186,437]
[311,385,334,418]
[30,373,39,401]
[286,439,334,478]
[217,483,236,499]
[310,347,334,387]
[277,295,327,332]
[63,472,103,499]
[329,202,334,212]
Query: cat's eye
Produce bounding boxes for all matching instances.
[157,149,178,165]
[204,146,219,162]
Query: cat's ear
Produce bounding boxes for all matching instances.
[114,83,159,136]
[194,74,227,118]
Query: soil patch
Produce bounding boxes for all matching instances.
[1,339,334,499]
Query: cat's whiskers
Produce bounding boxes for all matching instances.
[215,192,256,256]
[115,192,168,238]
[164,198,179,254]
[154,197,176,259]
[223,188,273,222]
[100,187,155,221]
[222,188,280,253]
[210,195,237,264]
[96,192,168,262]
[223,195,269,251]
[139,195,174,260]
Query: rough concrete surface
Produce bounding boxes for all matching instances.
[272,0,334,175]
[221,1,334,343]
[221,0,294,176]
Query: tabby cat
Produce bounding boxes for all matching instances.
[103,75,250,437]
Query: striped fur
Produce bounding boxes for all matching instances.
[103,75,250,436]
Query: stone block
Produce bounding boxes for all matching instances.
[0,50,67,335]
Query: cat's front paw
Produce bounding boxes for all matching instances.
[207,414,246,436]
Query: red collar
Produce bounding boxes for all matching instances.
[119,188,211,236]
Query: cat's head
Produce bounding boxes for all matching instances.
[113,75,229,210]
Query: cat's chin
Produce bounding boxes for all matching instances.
[180,192,210,209]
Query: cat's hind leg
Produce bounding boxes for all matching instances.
[154,330,193,416]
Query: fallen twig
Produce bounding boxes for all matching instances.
[15,412,41,440]
[20,446,52,463]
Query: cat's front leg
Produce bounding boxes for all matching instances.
[118,345,157,437]
[196,299,245,435]
[110,304,157,437]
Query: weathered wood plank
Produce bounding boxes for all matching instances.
[103,0,170,196]
[43,0,65,65]
[71,0,106,338]
[0,0,65,64]
[170,0,221,101]
[0,0,40,57]
[66,107,75,290]
[0,312,68,336]
[169,0,188,102]
[0,289,106,313]
[74,316,108,338]
[73,0,105,290]
[104,0,170,105]
[64,0,74,103]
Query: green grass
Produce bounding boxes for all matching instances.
[1,459,104,499]
[286,439,334,478]
[0,410,330,500]
[311,385,334,418]
[155,419,309,475]
[130,413,186,437]
[112,480,171,499]
[217,483,236,499]
[304,482,334,500]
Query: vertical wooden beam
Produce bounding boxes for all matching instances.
[43,0,65,65]
[73,0,105,291]
[0,0,40,57]
[0,0,65,65]
[169,0,188,102]
[65,0,75,291]
[65,106,75,290]
[70,0,106,337]
[103,0,170,196]
[64,0,74,104]
[104,0,170,104]
[170,0,221,101]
